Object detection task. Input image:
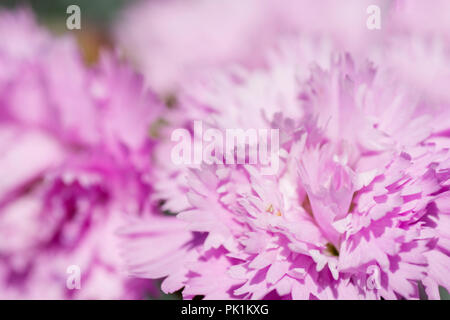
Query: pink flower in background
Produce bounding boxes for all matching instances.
[115,0,390,94]
[0,9,161,299]
[388,0,450,38]
[115,0,276,92]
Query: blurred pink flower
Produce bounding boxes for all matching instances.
[388,0,450,38]
[0,9,161,299]
[115,0,391,93]
[115,0,276,92]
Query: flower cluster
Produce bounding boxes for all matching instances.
[117,0,450,300]
[0,1,449,300]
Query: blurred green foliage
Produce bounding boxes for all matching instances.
[440,286,450,300]
[0,0,138,63]
[0,0,133,29]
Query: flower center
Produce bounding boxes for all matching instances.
[325,242,339,257]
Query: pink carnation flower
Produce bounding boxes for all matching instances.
[150,37,333,214]
[0,9,161,299]
[121,36,450,299]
